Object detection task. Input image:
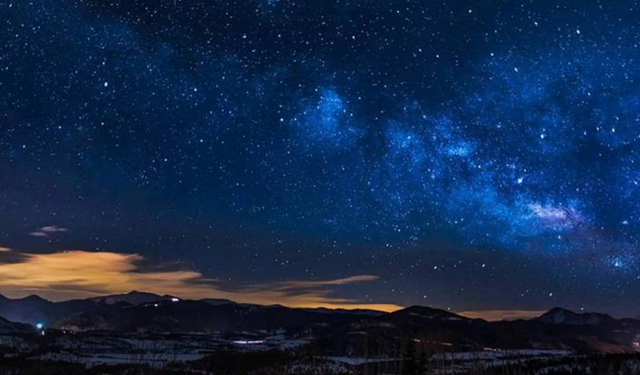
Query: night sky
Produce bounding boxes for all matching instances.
[1,0,640,319]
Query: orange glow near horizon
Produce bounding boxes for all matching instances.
[0,247,402,311]
[458,310,547,321]
[0,247,545,317]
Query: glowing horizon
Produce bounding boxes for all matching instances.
[0,246,403,312]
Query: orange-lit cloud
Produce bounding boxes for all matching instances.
[458,310,545,321]
[0,247,401,312]
[29,225,70,238]
[277,275,380,288]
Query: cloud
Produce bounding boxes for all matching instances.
[458,310,546,321]
[276,275,380,290]
[29,226,70,238]
[0,247,11,252]
[0,248,400,312]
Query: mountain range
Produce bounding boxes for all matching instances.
[0,291,639,354]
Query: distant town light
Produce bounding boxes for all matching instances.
[171,297,180,302]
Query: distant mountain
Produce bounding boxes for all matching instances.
[372,306,640,353]
[0,315,33,334]
[537,307,615,326]
[303,307,384,316]
[0,291,180,325]
[389,305,471,321]
[0,294,54,324]
[199,298,237,306]
[52,300,368,334]
[89,291,175,306]
[1,292,639,354]
[0,293,132,325]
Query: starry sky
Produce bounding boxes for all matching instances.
[1,0,640,319]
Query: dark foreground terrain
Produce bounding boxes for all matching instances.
[1,292,639,374]
[1,349,640,375]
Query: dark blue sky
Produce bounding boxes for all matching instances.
[1,0,639,318]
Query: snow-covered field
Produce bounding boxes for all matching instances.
[434,349,574,361]
[0,331,312,369]
[328,356,399,365]
[325,349,578,374]
[37,352,206,367]
[0,332,581,373]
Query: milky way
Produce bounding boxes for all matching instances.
[1,0,639,317]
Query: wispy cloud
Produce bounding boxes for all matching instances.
[458,310,546,321]
[269,275,380,297]
[0,248,400,312]
[280,275,380,287]
[29,226,70,238]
